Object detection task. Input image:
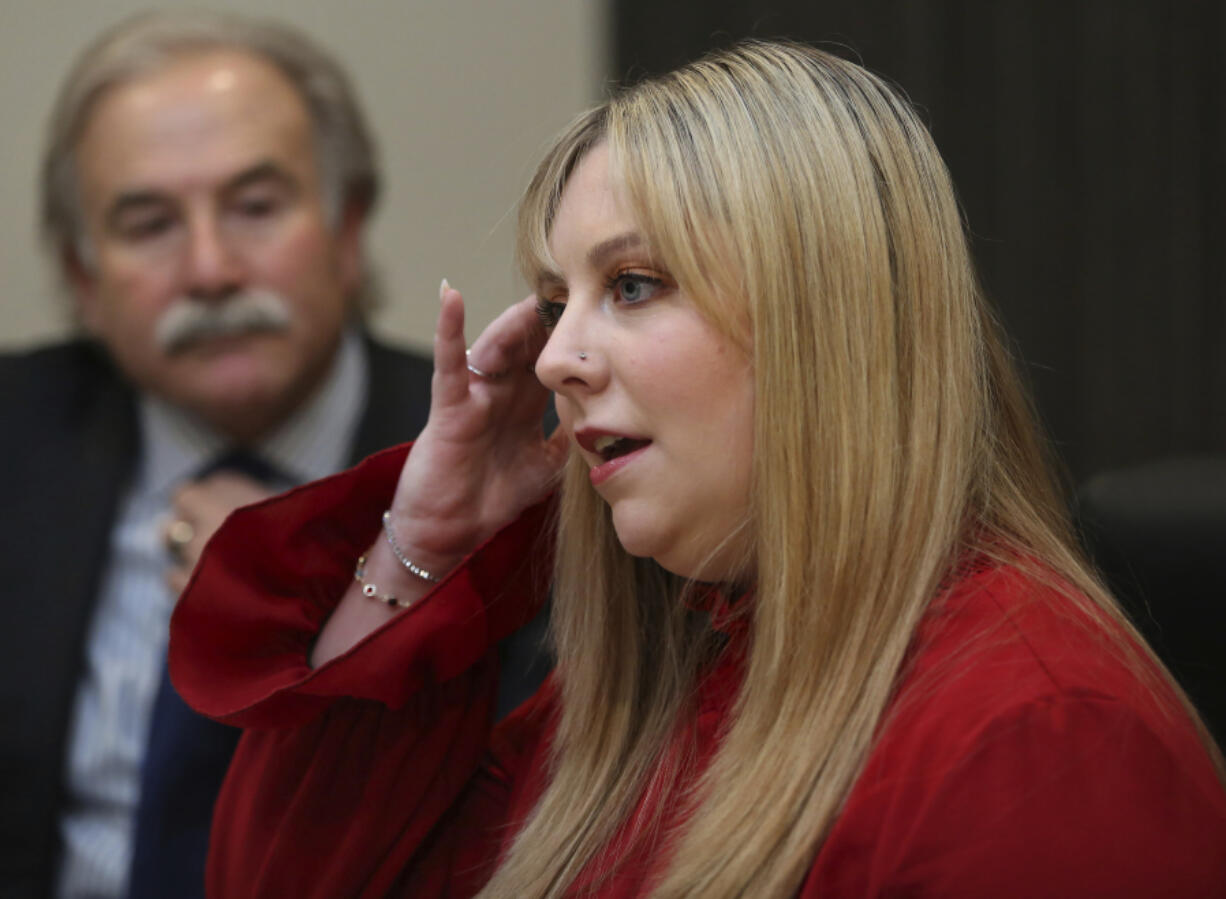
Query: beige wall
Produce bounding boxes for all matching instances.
[0,1,608,352]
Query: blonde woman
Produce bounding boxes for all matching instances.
[171,41,1226,897]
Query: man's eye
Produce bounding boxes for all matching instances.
[611,272,664,305]
[535,297,565,329]
[118,215,174,241]
[234,195,281,218]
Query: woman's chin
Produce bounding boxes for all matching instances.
[612,533,713,582]
[610,519,674,571]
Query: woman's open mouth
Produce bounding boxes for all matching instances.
[593,434,652,461]
[576,430,653,486]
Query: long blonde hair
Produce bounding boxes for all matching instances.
[488,40,1220,897]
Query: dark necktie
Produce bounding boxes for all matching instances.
[127,451,281,899]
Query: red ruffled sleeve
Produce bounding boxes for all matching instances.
[168,443,555,898]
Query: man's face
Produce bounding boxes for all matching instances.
[70,49,363,441]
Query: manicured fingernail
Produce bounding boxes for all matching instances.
[439,278,451,300]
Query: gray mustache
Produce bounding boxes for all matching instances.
[154,291,293,355]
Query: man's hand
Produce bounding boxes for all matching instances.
[164,472,275,595]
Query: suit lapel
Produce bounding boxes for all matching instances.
[347,337,433,464]
[0,345,138,890]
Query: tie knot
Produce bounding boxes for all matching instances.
[196,450,282,484]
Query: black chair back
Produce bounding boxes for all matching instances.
[1077,456,1226,747]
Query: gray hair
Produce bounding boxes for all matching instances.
[41,9,379,264]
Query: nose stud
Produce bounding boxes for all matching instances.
[578,351,588,361]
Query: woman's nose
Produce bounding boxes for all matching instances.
[534,301,605,395]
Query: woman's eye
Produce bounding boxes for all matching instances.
[612,272,664,305]
[535,297,565,329]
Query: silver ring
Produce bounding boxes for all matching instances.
[465,349,509,380]
[578,351,588,360]
[166,519,195,561]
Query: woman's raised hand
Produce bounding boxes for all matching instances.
[385,282,568,569]
[310,283,567,666]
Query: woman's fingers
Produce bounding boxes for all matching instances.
[432,281,472,410]
[421,285,560,481]
[467,294,547,378]
[436,288,543,401]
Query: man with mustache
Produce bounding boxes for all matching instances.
[0,12,432,898]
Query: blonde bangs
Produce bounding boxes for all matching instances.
[515,106,607,295]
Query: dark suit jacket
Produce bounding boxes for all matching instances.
[0,336,432,897]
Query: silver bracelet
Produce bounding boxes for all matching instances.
[381,510,442,583]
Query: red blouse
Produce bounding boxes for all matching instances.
[170,445,1226,897]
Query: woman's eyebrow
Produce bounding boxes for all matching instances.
[534,271,565,295]
[587,232,643,268]
[534,232,646,294]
